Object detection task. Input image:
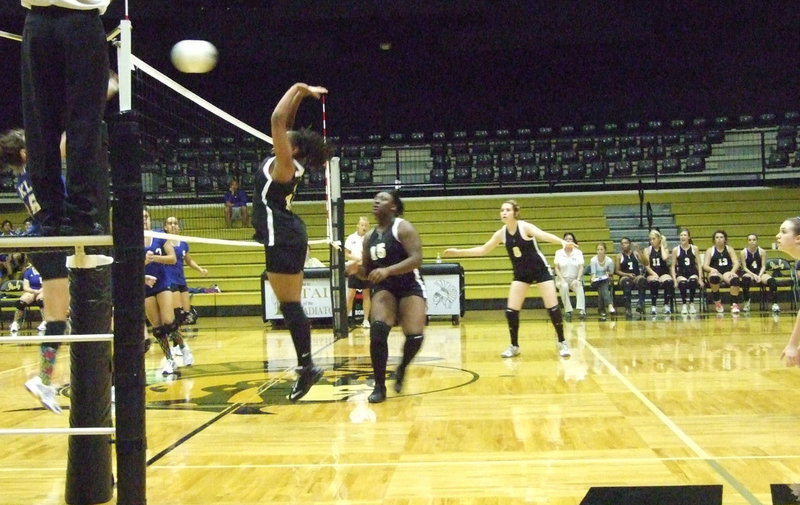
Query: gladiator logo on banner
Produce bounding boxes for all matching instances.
[427,274,459,315]
[263,277,332,320]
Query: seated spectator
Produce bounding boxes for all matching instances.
[740,233,778,313]
[616,237,647,317]
[670,227,703,315]
[589,242,615,317]
[224,178,249,228]
[10,263,46,334]
[554,232,585,320]
[642,229,674,315]
[703,229,741,314]
[0,220,18,236]
[304,245,325,268]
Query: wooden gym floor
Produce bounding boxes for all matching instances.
[1,308,800,505]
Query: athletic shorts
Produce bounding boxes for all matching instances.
[145,275,171,298]
[347,275,371,290]
[30,251,68,280]
[513,264,553,285]
[265,242,306,274]
[372,275,426,301]
[170,283,188,293]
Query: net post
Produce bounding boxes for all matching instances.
[117,19,132,112]
[328,157,348,339]
[65,260,114,505]
[109,111,147,505]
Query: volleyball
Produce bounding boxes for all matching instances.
[170,40,218,73]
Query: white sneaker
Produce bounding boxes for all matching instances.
[772,303,781,313]
[681,303,688,315]
[558,341,571,358]
[162,358,176,375]
[689,303,697,314]
[742,300,751,312]
[9,320,19,333]
[715,301,724,313]
[731,303,740,315]
[181,344,194,366]
[650,306,657,315]
[361,319,370,329]
[501,345,520,358]
[37,320,47,332]
[664,305,672,315]
[25,376,62,414]
[171,345,183,357]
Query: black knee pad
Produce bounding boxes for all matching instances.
[768,277,777,289]
[741,276,752,288]
[370,320,391,343]
[15,299,26,310]
[729,277,740,287]
[505,308,519,325]
[547,305,563,325]
[280,301,306,323]
[678,280,688,290]
[173,307,183,324]
[708,275,721,285]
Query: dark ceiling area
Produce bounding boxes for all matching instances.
[0,1,798,137]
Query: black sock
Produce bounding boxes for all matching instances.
[370,321,391,386]
[547,306,565,343]
[281,302,312,368]
[505,308,520,347]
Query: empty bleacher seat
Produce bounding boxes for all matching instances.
[580,149,599,163]
[475,165,494,182]
[497,152,514,166]
[429,167,447,184]
[520,164,538,181]
[454,153,472,167]
[566,162,586,179]
[499,165,517,182]
[613,160,633,176]
[685,155,705,173]
[473,154,493,167]
[560,150,578,164]
[471,141,490,154]
[767,149,789,168]
[453,166,472,183]
[690,143,711,157]
[777,136,797,153]
[637,159,656,174]
[589,161,607,179]
[603,147,622,162]
[172,175,191,192]
[626,146,643,161]
[661,157,681,174]
[669,144,688,158]
[705,130,724,144]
